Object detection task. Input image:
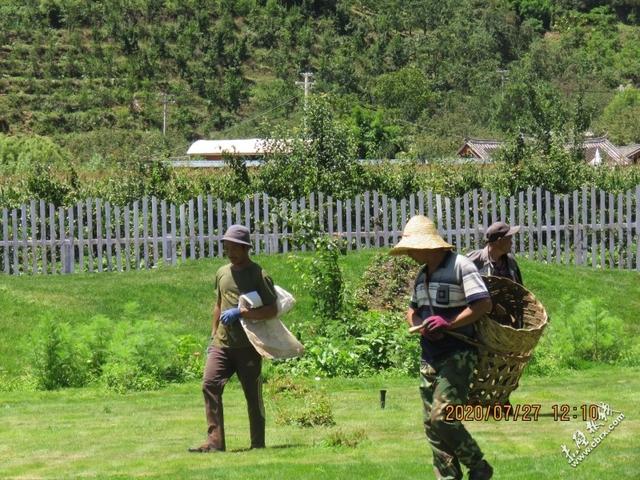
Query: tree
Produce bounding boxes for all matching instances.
[510,0,553,29]
[614,28,640,85]
[348,106,403,159]
[595,87,640,144]
[259,94,365,199]
[373,67,433,122]
[494,79,569,152]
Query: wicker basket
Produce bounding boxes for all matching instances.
[465,276,548,406]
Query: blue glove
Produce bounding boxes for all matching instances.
[220,307,241,326]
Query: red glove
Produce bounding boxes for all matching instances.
[424,315,449,332]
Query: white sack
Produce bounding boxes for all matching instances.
[239,286,304,360]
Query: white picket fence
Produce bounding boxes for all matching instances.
[0,186,639,275]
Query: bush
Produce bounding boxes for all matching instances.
[355,253,417,312]
[0,134,71,175]
[559,299,625,365]
[167,334,205,382]
[278,311,420,378]
[101,362,163,393]
[619,342,640,367]
[307,236,345,323]
[77,315,113,380]
[265,375,312,398]
[29,314,207,392]
[289,340,362,377]
[32,316,89,390]
[527,299,628,374]
[99,319,178,392]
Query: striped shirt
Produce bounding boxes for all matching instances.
[409,251,490,362]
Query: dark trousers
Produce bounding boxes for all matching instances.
[420,349,484,480]
[202,345,265,450]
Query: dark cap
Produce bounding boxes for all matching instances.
[485,221,520,243]
[222,224,252,246]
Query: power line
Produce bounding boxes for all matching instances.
[226,95,299,132]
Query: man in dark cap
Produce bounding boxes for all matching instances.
[466,221,523,285]
[190,225,278,452]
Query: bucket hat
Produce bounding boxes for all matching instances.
[485,221,520,243]
[389,215,453,255]
[222,224,252,246]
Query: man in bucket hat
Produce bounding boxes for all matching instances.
[466,221,523,284]
[190,225,278,452]
[390,215,494,480]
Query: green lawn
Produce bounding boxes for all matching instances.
[0,366,638,479]
[1,251,639,477]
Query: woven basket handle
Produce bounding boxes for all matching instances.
[443,329,532,361]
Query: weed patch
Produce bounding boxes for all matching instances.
[322,428,368,448]
[267,377,335,428]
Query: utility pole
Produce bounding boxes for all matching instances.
[159,92,175,136]
[295,72,314,109]
[296,72,314,129]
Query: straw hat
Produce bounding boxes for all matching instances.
[389,215,453,255]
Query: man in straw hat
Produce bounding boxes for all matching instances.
[467,221,523,284]
[190,225,278,453]
[390,215,494,480]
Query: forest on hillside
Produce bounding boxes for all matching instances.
[1,0,640,168]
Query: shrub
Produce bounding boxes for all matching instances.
[167,334,205,382]
[101,363,163,394]
[619,342,640,367]
[78,315,114,380]
[351,311,420,375]
[307,236,345,323]
[524,335,564,377]
[527,298,628,374]
[287,231,348,327]
[0,134,71,175]
[99,319,206,392]
[355,253,417,312]
[265,375,312,398]
[277,311,420,378]
[291,340,362,377]
[559,299,625,365]
[99,319,177,392]
[32,316,89,390]
[29,314,207,392]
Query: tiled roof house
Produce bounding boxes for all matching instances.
[457,136,633,165]
[581,137,627,165]
[457,139,503,162]
[618,144,640,164]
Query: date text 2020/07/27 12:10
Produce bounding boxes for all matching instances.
[443,404,602,422]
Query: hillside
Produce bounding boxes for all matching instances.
[1,1,640,166]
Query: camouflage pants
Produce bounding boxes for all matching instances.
[420,349,484,480]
